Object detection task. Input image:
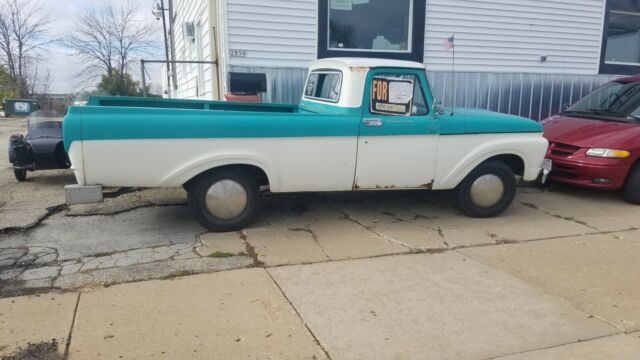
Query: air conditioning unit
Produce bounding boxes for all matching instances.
[183,22,195,43]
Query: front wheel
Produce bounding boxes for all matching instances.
[624,163,640,205]
[187,169,260,232]
[14,169,27,182]
[457,161,517,218]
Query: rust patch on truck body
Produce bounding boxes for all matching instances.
[420,180,434,189]
[352,180,433,190]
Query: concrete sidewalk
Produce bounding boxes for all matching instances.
[3,243,640,360]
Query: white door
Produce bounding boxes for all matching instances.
[355,70,439,189]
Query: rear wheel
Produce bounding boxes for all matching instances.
[624,163,640,205]
[457,161,517,218]
[187,169,260,232]
[13,169,27,182]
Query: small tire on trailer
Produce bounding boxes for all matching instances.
[457,161,517,218]
[187,169,260,232]
[14,169,27,182]
[623,163,640,205]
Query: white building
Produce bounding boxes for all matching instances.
[165,0,639,119]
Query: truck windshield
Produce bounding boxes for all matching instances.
[563,81,640,123]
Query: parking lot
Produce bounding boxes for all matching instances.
[2,117,640,359]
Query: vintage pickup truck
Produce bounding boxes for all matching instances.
[63,58,549,231]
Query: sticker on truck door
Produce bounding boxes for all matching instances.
[371,77,413,115]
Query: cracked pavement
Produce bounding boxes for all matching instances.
[2,117,640,359]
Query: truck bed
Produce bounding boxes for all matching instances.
[86,96,299,113]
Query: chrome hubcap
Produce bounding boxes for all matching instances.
[205,180,248,220]
[470,174,505,208]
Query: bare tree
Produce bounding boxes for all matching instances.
[0,0,51,96]
[67,1,157,82]
[26,61,51,95]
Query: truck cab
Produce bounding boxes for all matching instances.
[63,58,549,231]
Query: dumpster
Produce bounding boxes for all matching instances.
[3,99,40,117]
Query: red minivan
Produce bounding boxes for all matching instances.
[542,76,640,204]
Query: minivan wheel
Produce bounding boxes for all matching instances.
[187,169,260,232]
[14,169,27,182]
[457,161,517,218]
[623,163,640,205]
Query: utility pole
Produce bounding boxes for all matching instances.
[153,1,172,97]
[168,0,178,91]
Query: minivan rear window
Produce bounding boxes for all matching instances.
[304,71,342,103]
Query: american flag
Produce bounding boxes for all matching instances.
[442,35,455,50]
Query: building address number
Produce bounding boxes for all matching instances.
[230,49,248,57]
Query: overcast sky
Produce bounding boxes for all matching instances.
[37,0,165,94]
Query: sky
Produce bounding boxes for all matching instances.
[36,0,165,94]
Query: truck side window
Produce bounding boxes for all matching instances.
[304,71,342,103]
[370,74,428,116]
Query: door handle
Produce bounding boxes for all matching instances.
[363,118,383,126]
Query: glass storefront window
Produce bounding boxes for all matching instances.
[328,0,413,52]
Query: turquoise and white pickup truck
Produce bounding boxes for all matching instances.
[63,58,548,231]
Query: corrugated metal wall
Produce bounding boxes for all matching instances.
[423,0,605,74]
[231,66,618,121]
[428,72,620,120]
[226,0,317,68]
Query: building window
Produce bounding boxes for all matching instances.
[329,0,412,52]
[601,0,640,74]
[318,0,425,62]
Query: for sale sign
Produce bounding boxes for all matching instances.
[370,77,413,115]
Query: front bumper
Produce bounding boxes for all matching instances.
[547,157,630,190]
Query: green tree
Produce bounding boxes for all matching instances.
[97,70,149,96]
[0,66,18,102]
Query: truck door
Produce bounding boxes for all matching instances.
[354,69,439,189]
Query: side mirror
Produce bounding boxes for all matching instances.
[434,100,446,116]
[561,103,571,112]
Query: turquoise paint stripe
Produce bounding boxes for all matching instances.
[64,89,542,151]
[63,104,362,151]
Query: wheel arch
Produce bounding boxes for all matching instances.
[182,163,271,192]
[435,150,529,189]
[481,154,525,176]
[155,151,278,190]
[623,156,640,186]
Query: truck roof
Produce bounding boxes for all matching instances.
[302,58,427,109]
[310,58,426,71]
